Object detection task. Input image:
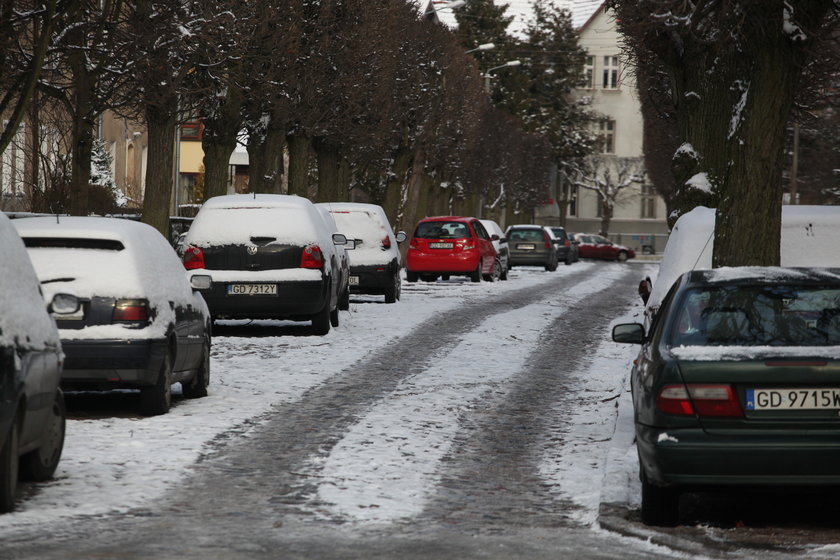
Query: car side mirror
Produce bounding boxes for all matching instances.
[50,293,80,314]
[395,231,407,244]
[491,234,499,241]
[344,239,357,250]
[190,274,212,291]
[332,233,348,245]
[612,323,645,344]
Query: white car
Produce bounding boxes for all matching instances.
[479,219,509,280]
[319,202,406,303]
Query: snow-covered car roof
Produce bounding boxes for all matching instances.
[0,213,61,351]
[648,206,840,312]
[319,202,399,266]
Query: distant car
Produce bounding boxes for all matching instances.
[613,267,840,527]
[406,216,499,282]
[0,213,73,513]
[319,202,406,303]
[573,233,635,262]
[547,226,578,265]
[182,194,349,335]
[505,224,557,271]
[479,219,510,280]
[15,216,212,417]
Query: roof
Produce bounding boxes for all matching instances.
[687,267,840,286]
[567,0,605,30]
[202,193,313,210]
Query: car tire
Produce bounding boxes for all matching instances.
[406,271,419,283]
[311,296,332,336]
[545,259,558,272]
[640,469,679,527]
[338,287,350,311]
[384,273,399,304]
[140,350,173,416]
[330,304,340,327]
[0,416,19,513]
[483,259,501,282]
[469,264,481,283]
[440,274,450,281]
[20,390,65,481]
[565,253,573,265]
[182,341,210,399]
[617,251,628,263]
[500,261,508,281]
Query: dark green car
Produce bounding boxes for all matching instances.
[613,267,840,526]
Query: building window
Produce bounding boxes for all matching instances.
[1,122,25,199]
[602,55,619,89]
[583,55,594,89]
[598,120,615,154]
[567,184,578,217]
[180,121,203,141]
[641,183,657,219]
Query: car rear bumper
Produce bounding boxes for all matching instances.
[407,251,480,273]
[203,280,328,320]
[61,338,167,389]
[637,424,840,487]
[509,250,551,265]
[348,263,396,294]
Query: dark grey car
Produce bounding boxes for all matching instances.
[548,226,579,265]
[505,225,557,271]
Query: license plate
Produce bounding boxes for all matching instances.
[226,284,278,295]
[746,388,840,410]
[429,242,454,249]
[349,276,360,286]
[517,243,536,250]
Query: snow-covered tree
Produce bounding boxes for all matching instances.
[573,156,644,236]
[90,137,126,208]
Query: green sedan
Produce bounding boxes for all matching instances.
[613,267,840,526]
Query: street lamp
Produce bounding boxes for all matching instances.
[483,60,521,93]
[466,42,495,54]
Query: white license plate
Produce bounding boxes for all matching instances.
[746,388,840,410]
[349,276,360,286]
[429,242,454,249]
[227,284,278,295]
[517,243,536,250]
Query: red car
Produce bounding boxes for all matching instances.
[573,233,635,262]
[406,216,499,282]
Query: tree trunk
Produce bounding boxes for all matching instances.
[202,138,236,199]
[599,198,613,237]
[68,40,95,216]
[247,126,285,194]
[141,106,176,237]
[338,157,351,202]
[383,145,411,225]
[399,146,426,234]
[286,133,311,198]
[314,138,341,203]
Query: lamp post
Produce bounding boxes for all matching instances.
[466,42,495,54]
[483,60,521,94]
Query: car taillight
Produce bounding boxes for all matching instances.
[183,246,205,270]
[382,236,391,249]
[564,239,571,247]
[656,384,743,417]
[301,245,324,269]
[543,233,551,249]
[113,299,149,322]
[409,239,419,250]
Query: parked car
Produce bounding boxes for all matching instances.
[547,226,578,265]
[182,194,348,335]
[406,216,499,282]
[479,219,510,280]
[14,216,212,416]
[0,213,74,512]
[315,204,352,311]
[572,233,635,262]
[319,202,406,303]
[613,267,840,527]
[505,224,557,271]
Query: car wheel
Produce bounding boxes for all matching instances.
[182,340,210,399]
[406,271,418,283]
[545,259,558,272]
[140,350,173,416]
[20,390,65,481]
[440,274,450,281]
[640,469,679,527]
[500,261,508,281]
[384,273,399,304]
[338,287,350,311]
[469,264,481,283]
[0,416,19,513]
[617,250,629,263]
[483,259,501,282]
[565,253,573,265]
[330,304,340,327]
[311,296,332,336]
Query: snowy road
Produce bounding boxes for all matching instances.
[4,262,840,559]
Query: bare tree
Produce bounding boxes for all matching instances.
[573,155,644,236]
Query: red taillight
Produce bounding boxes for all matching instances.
[543,233,551,249]
[183,246,205,270]
[301,245,324,269]
[113,299,149,322]
[409,239,419,250]
[382,236,391,249]
[564,239,571,247]
[656,384,743,417]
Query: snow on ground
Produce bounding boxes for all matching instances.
[0,262,648,537]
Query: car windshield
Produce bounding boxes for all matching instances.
[669,285,840,347]
[415,221,470,239]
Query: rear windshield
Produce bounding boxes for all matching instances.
[508,229,545,243]
[330,210,383,242]
[670,285,840,347]
[22,237,125,251]
[415,221,471,239]
[550,228,568,241]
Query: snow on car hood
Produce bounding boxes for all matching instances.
[0,214,60,351]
